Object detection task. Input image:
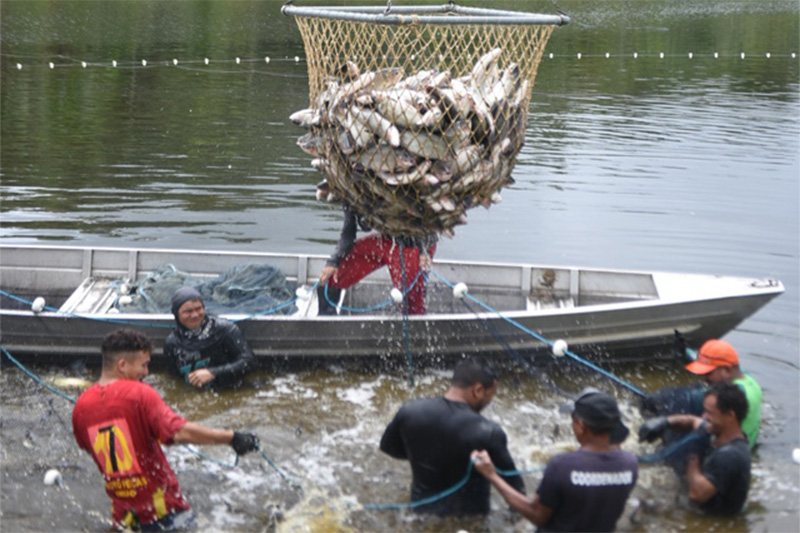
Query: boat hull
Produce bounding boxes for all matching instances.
[0,244,784,362]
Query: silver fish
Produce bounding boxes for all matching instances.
[399,130,451,160]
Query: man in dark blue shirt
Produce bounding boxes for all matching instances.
[472,390,637,531]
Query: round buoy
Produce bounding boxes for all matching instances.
[552,339,568,357]
[118,295,133,306]
[295,287,311,301]
[390,288,403,303]
[453,282,468,299]
[31,297,46,313]
[792,448,800,464]
[43,469,62,486]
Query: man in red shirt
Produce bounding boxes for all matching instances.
[72,328,259,531]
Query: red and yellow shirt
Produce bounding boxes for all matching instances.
[72,380,189,527]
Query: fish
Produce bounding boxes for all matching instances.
[373,91,427,129]
[349,105,401,147]
[50,376,93,389]
[290,46,531,238]
[399,130,451,160]
[297,132,323,156]
[289,108,321,128]
[354,145,417,174]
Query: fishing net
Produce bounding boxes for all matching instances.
[116,263,297,315]
[285,3,568,238]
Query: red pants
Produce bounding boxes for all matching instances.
[329,233,436,315]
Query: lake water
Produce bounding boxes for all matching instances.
[1,1,798,531]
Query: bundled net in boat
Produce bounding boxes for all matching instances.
[285,3,568,238]
[116,263,297,315]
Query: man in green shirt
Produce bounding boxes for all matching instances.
[684,339,762,449]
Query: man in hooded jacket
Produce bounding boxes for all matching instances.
[163,286,254,388]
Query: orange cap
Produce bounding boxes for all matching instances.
[685,339,739,374]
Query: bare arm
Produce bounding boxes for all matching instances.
[686,453,717,504]
[173,422,234,445]
[471,450,553,526]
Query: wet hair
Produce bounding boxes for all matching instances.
[451,358,498,388]
[705,381,748,423]
[101,328,152,369]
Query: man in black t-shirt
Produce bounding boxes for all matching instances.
[472,390,638,531]
[639,382,751,515]
[379,358,524,515]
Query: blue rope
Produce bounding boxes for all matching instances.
[459,297,572,398]
[0,344,302,485]
[429,269,647,398]
[398,244,415,388]
[0,289,173,329]
[322,270,424,313]
[1,345,78,403]
[637,430,706,463]
[362,460,545,510]
[259,448,303,490]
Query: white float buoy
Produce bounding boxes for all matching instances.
[688,52,693,59]
[48,62,54,69]
[173,58,179,66]
[659,52,664,59]
[112,60,117,67]
[43,469,62,486]
[453,282,468,299]
[390,288,403,303]
[141,59,147,66]
[714,52,719,59]
[740,52,746,59]
[204,58,210,65]
[294,56,300,62]
[295,287,311,301]
[31,297,46,313]
[792,448,800,464]
[236,57,241,64]
[118,295,133,306]
[265,56,270,63]
[81,61,87,68]
[765,52,771,59]
[549,52,554,59]
[118,283,130,295]
[16,63,22,70]
[633,52,638,58]
[605,52,610,59]
[576,52,582,59]
[552,339,568,357]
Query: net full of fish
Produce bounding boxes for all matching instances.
[291,48,527,239]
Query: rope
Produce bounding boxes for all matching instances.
[0,289,173,329]
[322,270,423,313]
[637,430,706,464]
[398,244,414,388]
[1,345,78,403]
[0,287,300,326]
[429,269,647,398]
[362,459,545,510]
[459,297,572,398]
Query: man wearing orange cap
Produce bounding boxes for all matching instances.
[683,339,762,448]
[641,334,762,450]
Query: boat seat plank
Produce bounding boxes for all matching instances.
[59,277,127,315]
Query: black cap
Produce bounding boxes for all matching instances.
[171,286,202,318]
[573,389,630,444]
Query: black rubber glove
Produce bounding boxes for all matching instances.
[638,416,670,442]
[672,329,688,360]
[231,431,260,455]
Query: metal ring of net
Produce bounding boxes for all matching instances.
[284,3,569,238]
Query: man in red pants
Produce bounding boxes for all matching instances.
[319,205,437,315]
